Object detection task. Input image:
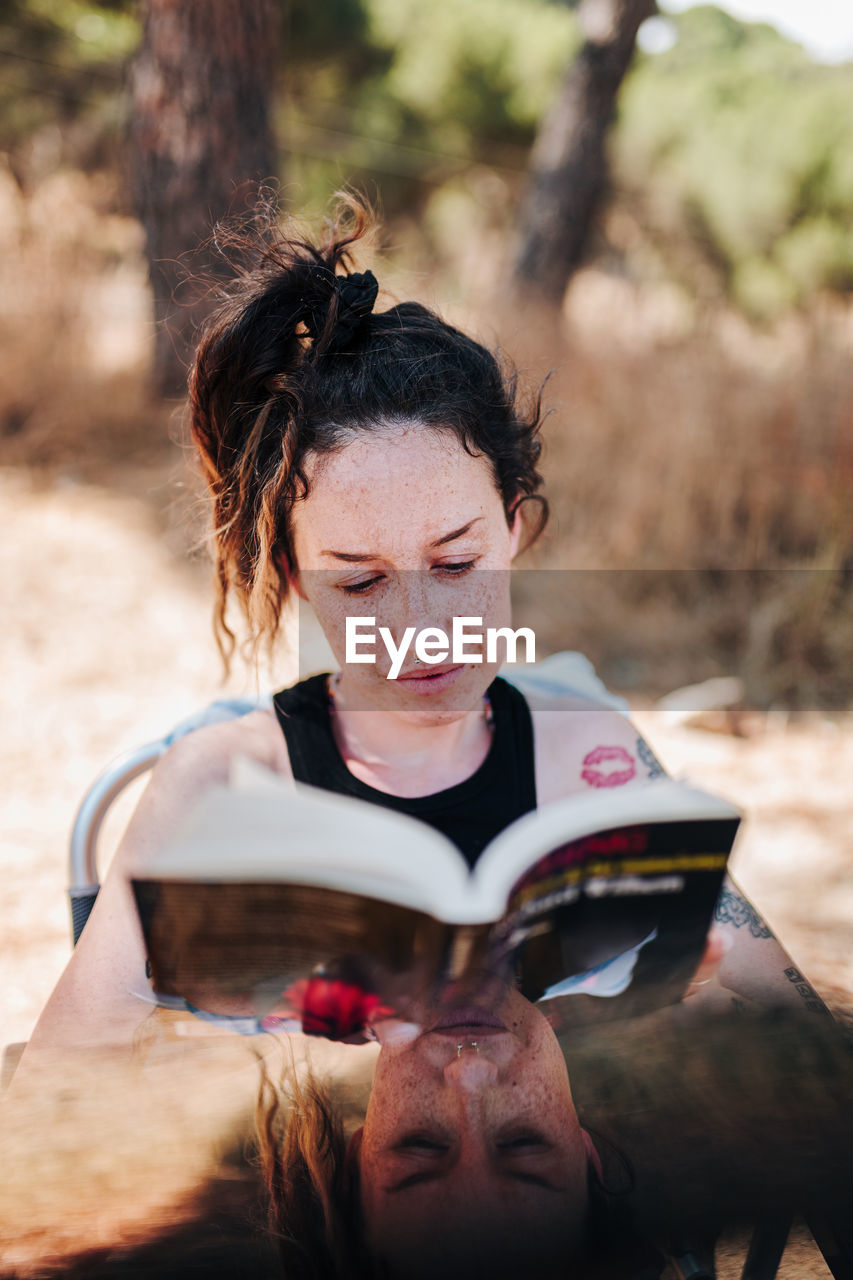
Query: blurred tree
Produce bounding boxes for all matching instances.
[3,0,851,325]
[0,0,137,178]
[615,6,853,317]
[276,0,579,216]
[128,0,278,396]
[515,0,655,298]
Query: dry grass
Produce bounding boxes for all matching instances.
[492,272,853,705]
[545,273,853,573]
[0,162,174,476]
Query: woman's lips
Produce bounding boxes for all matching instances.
[394,664,465,693]
[429,1006,507,1033]
[397,663,460,679]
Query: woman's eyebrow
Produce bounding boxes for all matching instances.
[319,517,484,561]
[431,517,483,547]
[319,549,377,561]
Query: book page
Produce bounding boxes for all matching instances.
[134,772,473,917]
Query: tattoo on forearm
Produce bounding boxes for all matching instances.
[783,966,827,1015]
[714,887,772,938]
[636,737,665,779]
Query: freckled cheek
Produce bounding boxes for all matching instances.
[485,579,514,630]
[524,1082,579,1146]
[449,576,513,641]
[367,1056,435,1135]
[522,1040,576,1115]
[298,575,380,662]
[301,595,350,662]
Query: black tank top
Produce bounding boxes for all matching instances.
[272,675,537,868]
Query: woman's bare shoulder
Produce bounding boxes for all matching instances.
[158,707,291,784]
[113,709,291,870]
[528,699,666,805]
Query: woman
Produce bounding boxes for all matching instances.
[28,197,813,1052]
[259,983,663,1280]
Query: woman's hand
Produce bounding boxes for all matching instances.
[21,710,289,1061]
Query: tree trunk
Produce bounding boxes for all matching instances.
[129,0,278,397]
[514,0,654,300]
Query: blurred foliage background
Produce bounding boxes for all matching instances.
[5,0,853,313]
[1,0,851,705]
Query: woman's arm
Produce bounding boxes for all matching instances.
[696,873,829,1015]
[530,704,666,805]
[23,712,290,1057]
[530,703,827,1014]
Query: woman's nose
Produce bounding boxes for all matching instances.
[390,572,446,629]
[443,1051,499,1091]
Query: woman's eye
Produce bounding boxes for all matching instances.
[398,1135,448,1153]
[497,1133,549,1151]
[340,575,384,596]
[434,560,476,578]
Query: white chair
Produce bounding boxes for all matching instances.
[68,695,269,943]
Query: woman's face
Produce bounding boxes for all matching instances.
[357,987,594,1277]
[289,425,521,719]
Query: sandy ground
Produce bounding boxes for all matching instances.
[1,462,272,1049]
[1,462,851,1276]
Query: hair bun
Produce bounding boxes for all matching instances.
[305,268,378,351]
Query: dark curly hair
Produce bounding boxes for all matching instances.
[188,195,548,670]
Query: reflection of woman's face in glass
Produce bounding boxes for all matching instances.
[358,986,596,1277]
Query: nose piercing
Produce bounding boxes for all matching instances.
[456,1040,479,1057]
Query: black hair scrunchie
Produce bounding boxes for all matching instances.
[304,268,378,351]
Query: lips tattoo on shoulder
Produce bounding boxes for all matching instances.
[580,744,637,789]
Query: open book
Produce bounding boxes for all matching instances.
[131,767,740,1037]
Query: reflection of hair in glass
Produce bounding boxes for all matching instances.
[255,1060,660,1280]
[257,1060,367,1279]
[188,193,549,671]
